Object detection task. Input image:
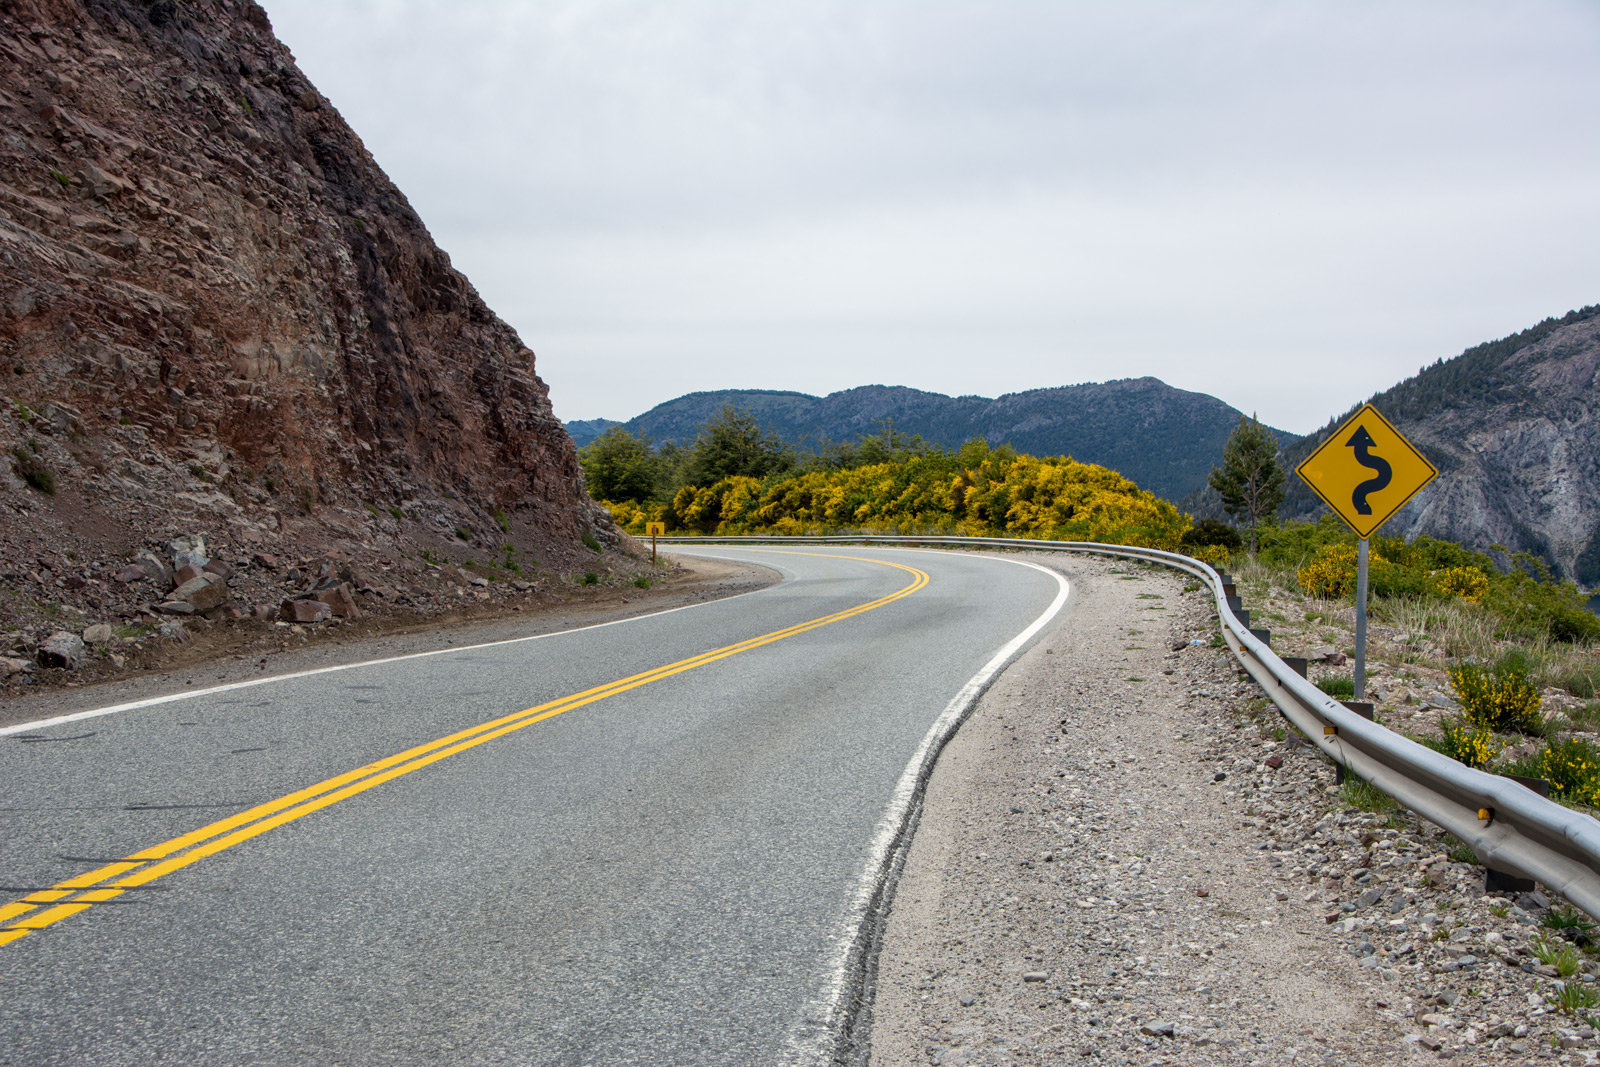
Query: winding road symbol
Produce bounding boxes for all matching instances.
[1295,403,1437,538]
[1346,426,1393,516]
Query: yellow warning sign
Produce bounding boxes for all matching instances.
[1296,404,1437,539]
[644,522,666,537]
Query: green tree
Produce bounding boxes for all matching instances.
[579,427,662,503]
[682,405,794,486]
[1208,415,1285,553]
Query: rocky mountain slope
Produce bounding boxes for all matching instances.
[0,1,622,655]
[1275,306,1600,583]
[571,380,1298,503]
[0,0,624,682]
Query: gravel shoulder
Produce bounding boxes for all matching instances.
[867,552,1596,1066]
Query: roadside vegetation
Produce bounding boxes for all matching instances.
[584,404,1599,810]
[584,406,1194,550]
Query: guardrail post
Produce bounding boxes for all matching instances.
[1333,701,1375,785]
[1281,656,1309,679]
[1485,775,1549,895]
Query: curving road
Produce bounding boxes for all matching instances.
[0,546,1066,1066]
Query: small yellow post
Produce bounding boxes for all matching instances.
[645,522,666,564]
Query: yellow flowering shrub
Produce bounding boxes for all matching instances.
[1434,565,1490,603]
[1297,543,1359,598]
[660,449,1192,546]
[1448,660,1544,734]
[1531,737,1600,807]
[1422,717,1502,769]
[1188,544,1233,568]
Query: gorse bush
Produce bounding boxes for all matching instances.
[1298,543,1358,598]
[1434,565,1490,603]
[1449,659,1544,734]
[1519,737,1600,807]
[1420,717,1501,769]
[607,441,1191,548]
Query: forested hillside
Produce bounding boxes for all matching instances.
[569,379,1297,503]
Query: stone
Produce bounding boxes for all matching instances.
[82,623,113,644]
[171,573,228,613]
[1139,1021,1175,1038]
[314,581,362,619]
[37,631,86,670]
[156,601,196,616]
[280,599,333,623]
[113,564,148,583]
[0,655,33,678]
[202,558,233,579]
[134,551,174,589]
[156,620,189,643]
[1022,971,1049,983]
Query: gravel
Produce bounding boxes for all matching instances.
[867,553,1600,1066]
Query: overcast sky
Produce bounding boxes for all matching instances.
[258,0,1598,435]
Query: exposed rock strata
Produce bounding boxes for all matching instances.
[0,0,612,632]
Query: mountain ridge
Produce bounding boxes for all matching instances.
[571,378,1299,503]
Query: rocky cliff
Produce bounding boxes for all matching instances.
[0,0,618,665]
[1280,306,1600,584]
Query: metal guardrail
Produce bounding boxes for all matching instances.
[661,533,1600,916]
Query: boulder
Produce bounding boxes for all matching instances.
[82,623,113,645]
[37,631,86,670]
[169,535,208,572]
[113,564,148,584]
[157,620,190,643]
[280,599,332,623]
[156,601,195,615]
[315,582,362,619]
[171,573,228,613]
[0,655,33,678]
[134,551,174,589]
[174,564,206,585]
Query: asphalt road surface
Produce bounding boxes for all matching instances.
[0,546,1066,1066]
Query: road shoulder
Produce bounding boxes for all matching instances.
[866,552,1555,1065]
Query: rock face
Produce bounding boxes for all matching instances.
[1279,307,1600,583]
[0,0,609,586]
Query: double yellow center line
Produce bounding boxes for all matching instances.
[0,552,928,950]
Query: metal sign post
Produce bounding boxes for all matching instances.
[1296,404,1436,700]
[644,521,666,564]
[1354,538,1368,700]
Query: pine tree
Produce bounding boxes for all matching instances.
[1208,415,1285,554]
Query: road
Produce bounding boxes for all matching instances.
[0,546,1066,1065]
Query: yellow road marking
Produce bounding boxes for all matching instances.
[0,552,927,948]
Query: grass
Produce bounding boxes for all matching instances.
[1439,832,1477,864]
[581,532,602,553]
[1315,674,1355,699]
[1549,981,1600,1024]
[581,572,599,586]
[1531,936,1583,976]
[1543,905,1598,943]
[633,576,652,589]
[1341,775,1398,815]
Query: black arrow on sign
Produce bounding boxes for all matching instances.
[1346,426,1392,516]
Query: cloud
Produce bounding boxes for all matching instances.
[261,0,1600,432]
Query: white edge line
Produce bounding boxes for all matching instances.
[786,553,1072,1063]
[0,570,774,738]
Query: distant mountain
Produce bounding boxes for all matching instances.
[1269,305,1600,583]
[569,379,1299,502]
[565,418,622,446]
